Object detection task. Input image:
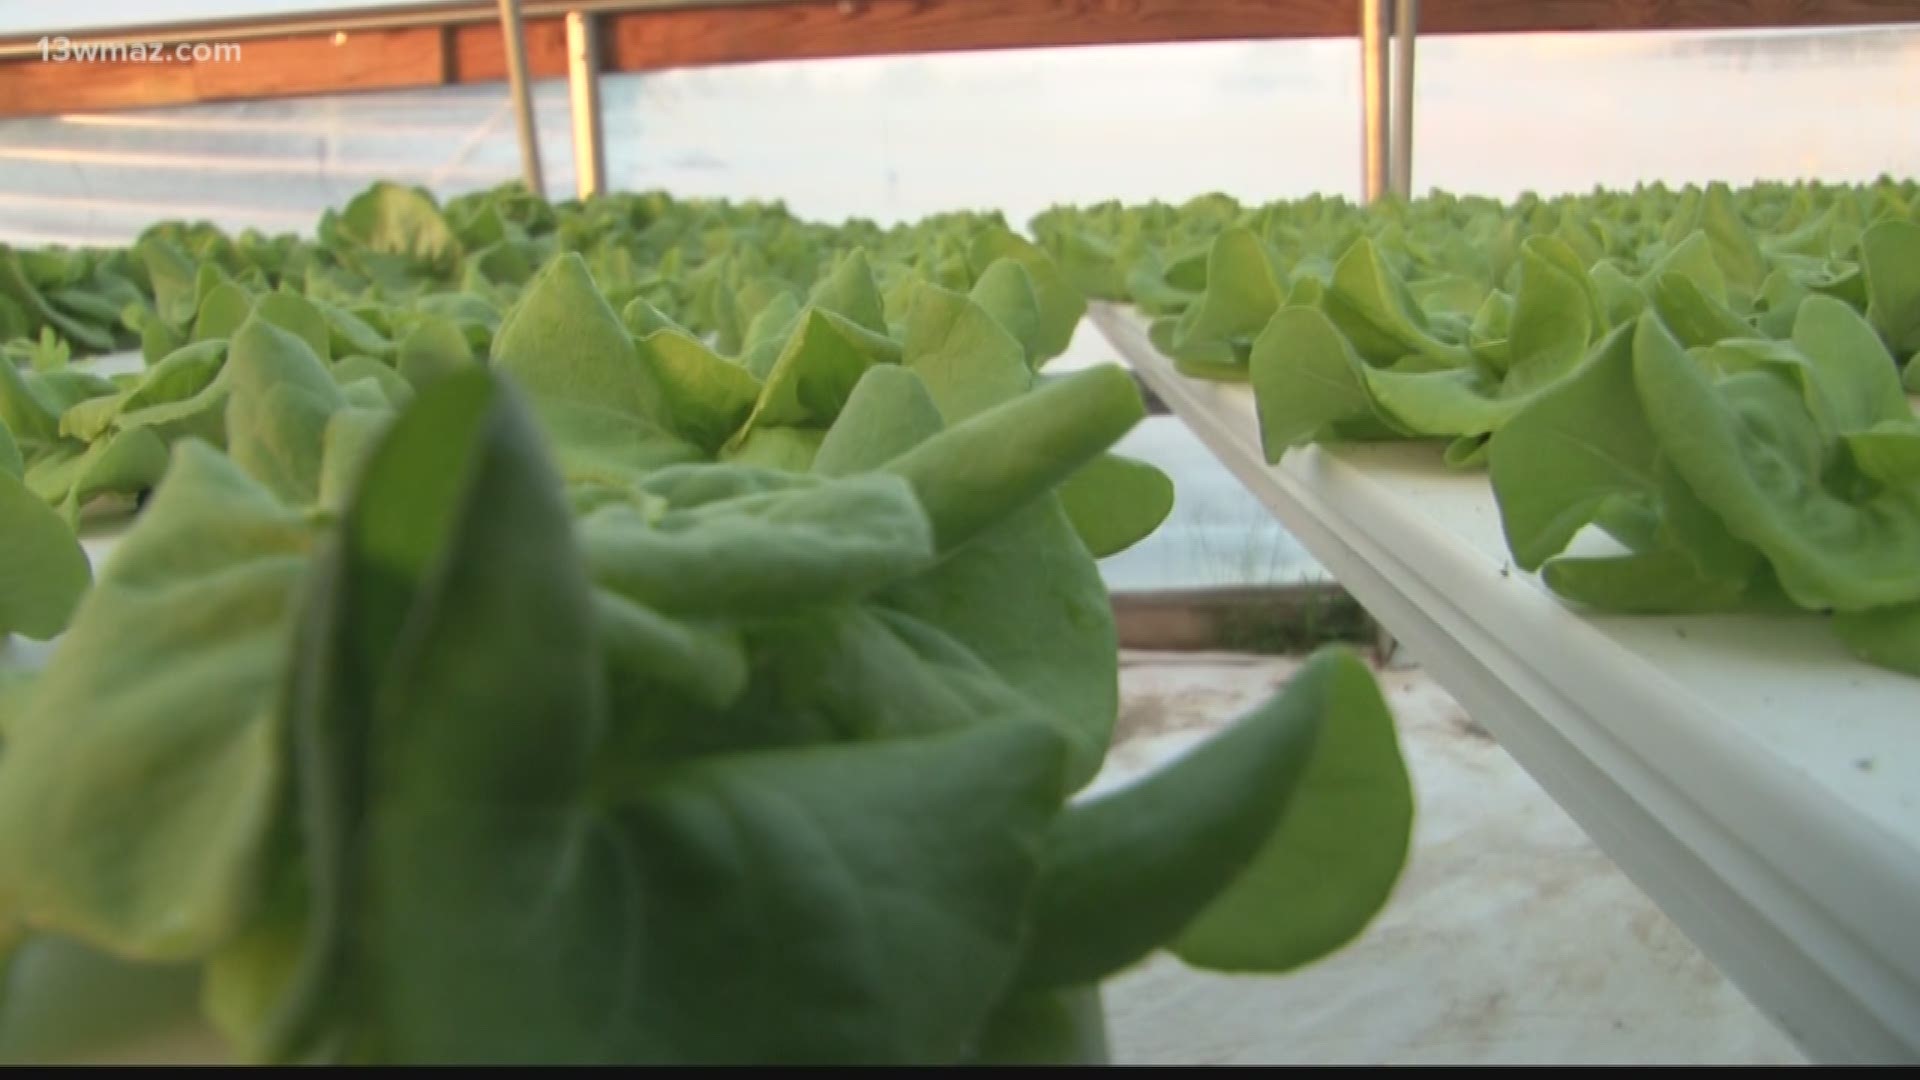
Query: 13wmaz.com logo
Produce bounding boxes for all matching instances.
[38,37,242,63]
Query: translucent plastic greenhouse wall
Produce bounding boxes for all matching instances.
[1,26,1918,247]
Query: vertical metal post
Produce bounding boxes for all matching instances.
[566,10,607,199]
[1360,0,1389,203]
[498,0,544,197]
[1390,0,1417,199]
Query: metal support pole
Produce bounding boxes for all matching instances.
[498,0,545,197]
[566,10,607,199]
[1360,0,1389,203]
[1390,0,1417,199]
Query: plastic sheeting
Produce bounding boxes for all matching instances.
[1097,653,1802,1065]
[3,27,1920,245]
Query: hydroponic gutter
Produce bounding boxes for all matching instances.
[1089,302,1920,1066]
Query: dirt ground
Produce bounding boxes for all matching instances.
[1094,651,1805,1066]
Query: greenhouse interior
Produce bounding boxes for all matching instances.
[0,0,1917,1066]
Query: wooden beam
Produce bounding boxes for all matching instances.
[1,0,1916,119]
[1111,583,1372,654]
[602,0,1356,71]
[192,27,449,101]
[1416,0,1918,35]
[0,26,451,118]
[449,15,568,83]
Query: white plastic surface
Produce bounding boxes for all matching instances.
[1101,653,1800,1064]
[1090,303,1920,1065]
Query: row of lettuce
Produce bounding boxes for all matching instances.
[1034,179,1920,677]
[0,183,1414,1064]
[2,181,1102,635]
